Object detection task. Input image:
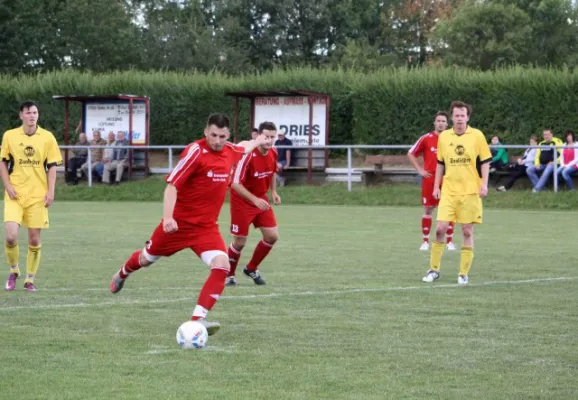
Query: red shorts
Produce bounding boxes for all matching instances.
[144,222,227,264]
[421,176,439,207]
[230,202,277,237]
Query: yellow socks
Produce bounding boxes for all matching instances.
[459,246,474,276]
[429,241,445,272]
[25,245,42,283]
[5,243,20,275]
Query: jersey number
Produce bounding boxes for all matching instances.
[231,224,239,233]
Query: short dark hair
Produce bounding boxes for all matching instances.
[565,129,575,142]
[252,128,258,132]
[19,100,38,112]
[434,111,449,121]
[206,113,230,128]
[258,121,277,133]
[450,101,472,117]
[529,135,538,142]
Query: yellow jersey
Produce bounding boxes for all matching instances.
[436,126,492,196]
[1,126,63,198]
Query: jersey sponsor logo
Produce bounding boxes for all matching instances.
[18,146,41,167]
[207,170,229,182]
[253,171,273,179]
[448,144,472,165]
[455,145,465,156]
[430,147,437,153]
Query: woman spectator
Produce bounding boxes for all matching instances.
[489,135,509,172]
[557,130,578,190]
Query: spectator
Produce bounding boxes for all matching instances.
[98,131,116,178]
[66,133,89,185]
[557,130,578,190]
[496,136,538,192]
[489,135,508,172]
[251,128,259,140]
[274,131,292,187]
[102,131,129,185]
[526,129,564,192]
[81,130,107,180]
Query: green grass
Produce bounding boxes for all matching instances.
[0,203,577,399]
[51,175,578,210]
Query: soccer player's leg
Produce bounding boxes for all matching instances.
[190,229,231,335]
[420,178,435,251]
[423,195,456,282]
[21,199,49,292]
[243,209,278,285]
[4,197,23,291]
[227,206,255,286]
[455,195,483,285]
[110,223,180,293]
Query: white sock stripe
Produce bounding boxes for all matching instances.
[228,244,241,254]
[422,215,433,219]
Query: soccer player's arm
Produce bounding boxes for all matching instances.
[46,134,64,185]
[237,135,269,154]
[478,133,493,189]
[0,132,14,195]
[230,154,262,205]
[407,136,425,174]
[433,136,445,192]
[164,144,200,222]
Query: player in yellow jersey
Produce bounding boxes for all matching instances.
[422,101,492,286]
[1,101,63,292]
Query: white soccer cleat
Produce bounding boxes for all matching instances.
[458,275,469,286]
[419,242,430,251]
[422,269,440,283]
[446,242,457,251]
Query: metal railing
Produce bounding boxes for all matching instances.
[59,144,569,192]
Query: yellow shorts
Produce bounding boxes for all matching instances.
[437,194,482,224]
[4,195,49,229]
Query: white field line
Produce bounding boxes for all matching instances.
[0,276,576,312]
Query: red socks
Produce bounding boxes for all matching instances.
[421,215,432,243]
[446,222,455,244]
[119,250,142,279]
[191,268,228,320]
[227,244,241,277]
[247,240,274,271]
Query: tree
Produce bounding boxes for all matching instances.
[432,2,532,70]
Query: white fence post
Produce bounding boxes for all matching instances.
[347,147,352,192]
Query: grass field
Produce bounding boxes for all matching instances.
[1,202,577,399]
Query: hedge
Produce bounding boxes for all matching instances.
[0,67,577,151]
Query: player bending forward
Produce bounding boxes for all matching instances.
[109,114,269,335]
[226,122,281,287]
[407,111,456,251]
[422,101,492,286]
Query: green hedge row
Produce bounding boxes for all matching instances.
[0,67,576,149]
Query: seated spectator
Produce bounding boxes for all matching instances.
[251,128,259,140]
[102,131,129,185]
[557,130,578,190]
[81,130,107,180]
[274,131,292,187]
[526,129,564,192]
[98,131,117,178]
[66,133,89,185]
[497,136,538,192]
[489,135,509,172]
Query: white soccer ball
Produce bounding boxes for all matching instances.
[176,321,208,350]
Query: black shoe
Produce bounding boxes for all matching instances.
[243,267,266,285]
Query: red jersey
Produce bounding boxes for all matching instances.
[230,147,278,206]
[409,132,440,173]
[165,138,245,227]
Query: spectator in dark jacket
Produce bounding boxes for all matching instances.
[66,133,89,185]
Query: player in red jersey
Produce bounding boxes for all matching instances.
[226,121,281,287]
[109,113,269,336]
[407,111,456,252]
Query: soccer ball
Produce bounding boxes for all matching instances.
[176,321,208,350]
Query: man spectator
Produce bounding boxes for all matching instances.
[98,131,116,179]
[81,130,107,181]
[274,131,292,187]
[526,129,564,192]
[497,136,538,192]
[251,128,259,140]
[102,131,129,185]
[66,133,89,185]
